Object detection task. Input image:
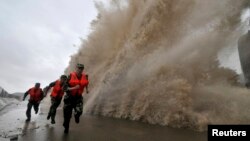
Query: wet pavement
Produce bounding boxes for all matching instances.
[0,97,207,141]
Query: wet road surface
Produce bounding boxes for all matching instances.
[0,97,207,141]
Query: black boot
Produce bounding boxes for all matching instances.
[64,127,69,134]
[63,120,69,133]
[75,114,80,124]
[47,114,51,120]
[51,119,55,124]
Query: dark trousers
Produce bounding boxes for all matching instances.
[63,95,83,130]
[26,101,39,119]
[48,97,62,120]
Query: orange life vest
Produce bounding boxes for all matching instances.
[51,80,64,99]
[29,87,43,102]
[68,72,89,96]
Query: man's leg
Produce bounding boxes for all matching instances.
[63,98,72,133]
[50,99,61,124]
[33,103,39,114]
[47,98,55,120]
[74,96,83,124]
[26,102,32,121]
[47,104,52,120]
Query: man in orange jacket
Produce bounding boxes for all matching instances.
[23,83,44,122]
[44,75,67,124]
[63,63,89,133]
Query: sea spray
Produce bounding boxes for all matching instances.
[66,0,250,131]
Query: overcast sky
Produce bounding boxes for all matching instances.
[0,0,98,93]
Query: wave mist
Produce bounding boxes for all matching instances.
[66,0,250,131]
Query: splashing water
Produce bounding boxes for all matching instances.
[66,0,250,131]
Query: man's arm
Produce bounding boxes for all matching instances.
[43,81,56,96]
[40,89,44,101]
[85,74,89,93]
[86,85,89,94]
[23,89,30,101]
[63,75,71,92]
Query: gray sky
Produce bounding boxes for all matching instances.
[0,0,98,93]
